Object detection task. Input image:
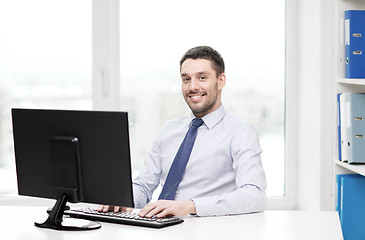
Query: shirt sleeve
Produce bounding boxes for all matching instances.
[132,133,163,209]
[192,123,267,216]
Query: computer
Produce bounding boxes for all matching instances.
[11,108,183,231]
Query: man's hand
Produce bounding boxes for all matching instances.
[97,205,133,213]
[138,199,196,218]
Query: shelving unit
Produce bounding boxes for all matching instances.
[334,1,365,177]
[333,3,365,239]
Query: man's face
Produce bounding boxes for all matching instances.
[180,58,225,118]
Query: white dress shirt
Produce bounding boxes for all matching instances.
[133,105,267,216]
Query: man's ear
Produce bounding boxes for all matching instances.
[218,73,226,90]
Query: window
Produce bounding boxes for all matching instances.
[0,0,91,195]
[0,0,289,206]
[119,0,285,198]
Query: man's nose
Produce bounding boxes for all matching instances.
[189,78,199,91]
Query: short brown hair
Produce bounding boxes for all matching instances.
[180,46,225,76]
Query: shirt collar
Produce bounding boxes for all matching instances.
[189,104,226,130]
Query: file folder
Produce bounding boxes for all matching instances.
[337,93,342,160]
[345,10,365,78]
[335,174,342,214]
[337,174,365,240]
[339,93,349,161]
[344,93,365,163]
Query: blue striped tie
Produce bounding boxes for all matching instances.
[158,118,204,200]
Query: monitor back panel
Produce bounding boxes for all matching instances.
[12,109,134,207]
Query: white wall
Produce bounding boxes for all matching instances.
[295,0,335,211]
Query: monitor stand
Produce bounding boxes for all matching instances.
[35,194,101,231]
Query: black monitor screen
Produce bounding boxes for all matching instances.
[11,108,134,230]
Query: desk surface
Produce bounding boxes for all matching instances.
[0,206,343,240]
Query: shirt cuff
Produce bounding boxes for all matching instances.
[191,196,220,217]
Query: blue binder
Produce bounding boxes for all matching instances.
[339,93,349,161]
[345,93,365,163]
[336,174,342,214]
[338,93,342,160]
[337,174,365,240]
[345,10,365,78]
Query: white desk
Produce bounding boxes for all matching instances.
[0,206,343,240]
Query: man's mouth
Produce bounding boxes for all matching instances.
[189,93,206,102]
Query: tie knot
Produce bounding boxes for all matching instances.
[192,118,204,128]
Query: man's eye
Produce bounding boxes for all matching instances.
[182,78,190,82]
[200,76,206,80]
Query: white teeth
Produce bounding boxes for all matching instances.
[191,96,200,99]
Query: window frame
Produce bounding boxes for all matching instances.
[92,0,120,111]
[265,0,298,210]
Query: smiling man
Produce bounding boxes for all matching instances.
[99,46,267,217]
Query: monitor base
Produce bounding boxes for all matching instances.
[35,194,101,231]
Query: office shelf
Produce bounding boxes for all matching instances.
[337,79,365,93]
[336,161,365,176]
[337,79,365,85]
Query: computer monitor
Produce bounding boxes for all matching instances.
[11,108,134,230]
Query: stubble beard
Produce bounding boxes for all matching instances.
[185,91,219,118]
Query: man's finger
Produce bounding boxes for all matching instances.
[97,205,108,212]
[103,205,110,212]
[139,202,159,217]
[156,208,170,218]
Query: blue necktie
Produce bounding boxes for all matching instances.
[159,118,204,200]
